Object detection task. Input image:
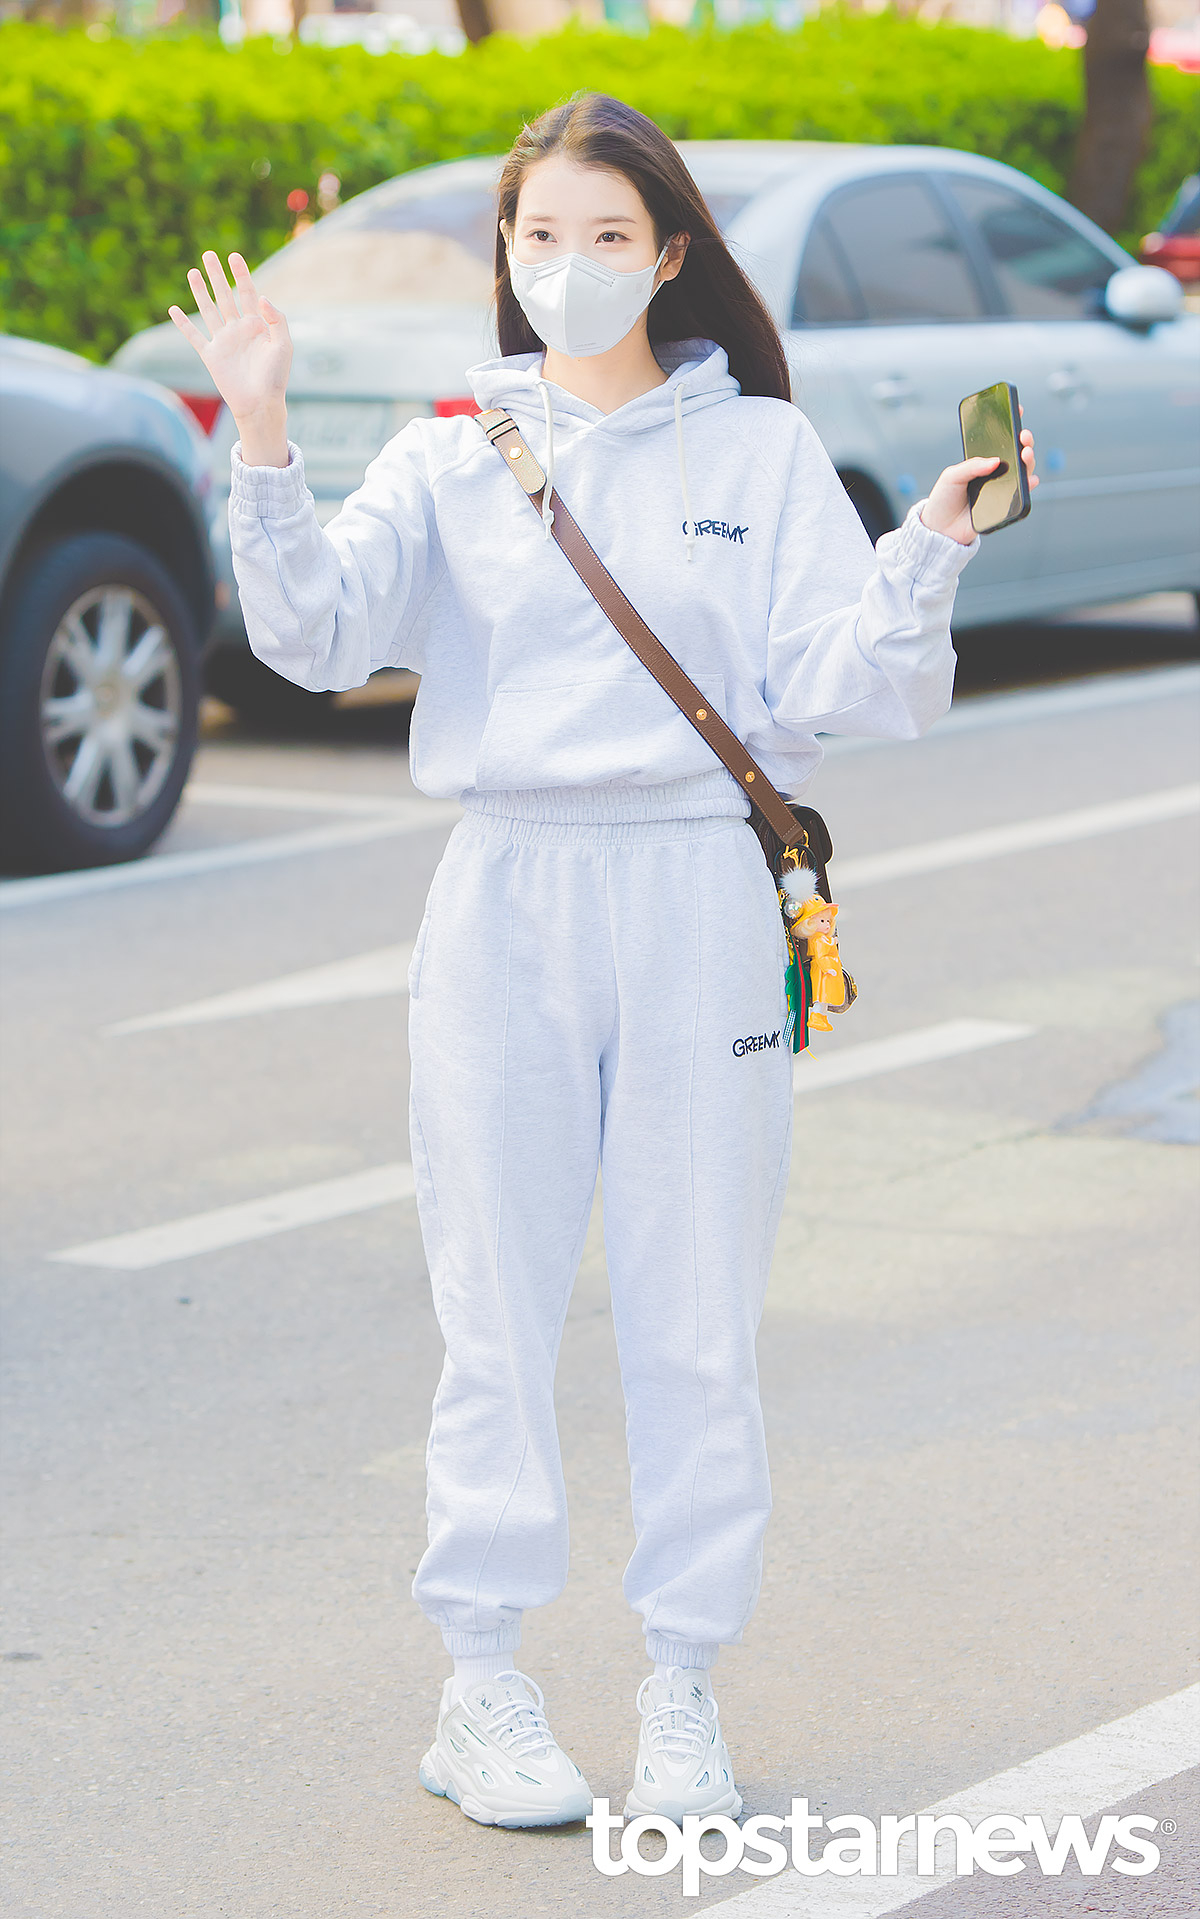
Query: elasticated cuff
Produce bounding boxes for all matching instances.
[440,1622,523,1659]
[882,500,980,586]
[645,1633,720,1671]
[229,440,310,517]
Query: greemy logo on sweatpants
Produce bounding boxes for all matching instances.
[732,1031,780,1057]
[682,518,750,544]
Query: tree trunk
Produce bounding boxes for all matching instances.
[455,0,495,41]
[1068,0,1153,236]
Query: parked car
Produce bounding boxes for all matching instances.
[0,336,216,872]
[113,143,1199,719]
[1141,174,1200,286]
[1148,24,1200,74]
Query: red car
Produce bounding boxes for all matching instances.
[1141,174,1200,285]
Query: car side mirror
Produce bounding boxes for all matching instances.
[1104,264,1184,326]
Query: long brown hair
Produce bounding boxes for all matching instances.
[493,93,791,404]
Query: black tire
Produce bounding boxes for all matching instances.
[204,644,332,731]
[0,533,200,874]
[839,472,895,547]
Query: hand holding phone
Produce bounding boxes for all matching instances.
[958,382,1032,534]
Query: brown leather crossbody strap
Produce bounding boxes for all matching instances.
[478,406,802,847]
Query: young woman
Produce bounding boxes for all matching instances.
[171,93,1036,1833]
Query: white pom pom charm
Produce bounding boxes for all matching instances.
[780,865,819,904]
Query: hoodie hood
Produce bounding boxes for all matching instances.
[466,338,739,556]
[465,337,740,429]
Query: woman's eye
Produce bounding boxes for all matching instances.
[528,229,552,243]
[598,231,627,244]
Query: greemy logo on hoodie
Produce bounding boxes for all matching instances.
[684,518,750,545]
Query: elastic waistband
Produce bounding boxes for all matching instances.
[460,772,751,827]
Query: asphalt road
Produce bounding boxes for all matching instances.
[2,595,1198,1918]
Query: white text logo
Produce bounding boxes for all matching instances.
[586,1798,1162,1898]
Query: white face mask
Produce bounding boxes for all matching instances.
[506,238,670,358]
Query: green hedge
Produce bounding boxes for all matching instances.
[1,15,1196,361]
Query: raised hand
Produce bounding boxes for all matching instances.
[921,410,1039,546]
[168,252,291,468]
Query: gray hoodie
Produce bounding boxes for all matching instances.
[227,337,978,803]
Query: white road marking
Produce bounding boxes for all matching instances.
[105,942,415,1035]
[4,663,1195,914]
[59,1019,1031,1270]
[97,780,1195,1034]
[50,1162,417,1271]
[0,804,461,911]
[823,661,1200,756]
[795,1019,1033,1092]
[722,1681,1200,1915]
[835,785,1198,892]
[931,661,1200,738]
[186,781,419,816]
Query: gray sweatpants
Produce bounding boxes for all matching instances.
[408,775,794,1670]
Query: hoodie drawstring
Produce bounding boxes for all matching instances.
[674,384,696,563]
[536,378,556,541]
[534,373,694,560]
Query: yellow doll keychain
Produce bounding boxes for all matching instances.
[779,866,857,1043]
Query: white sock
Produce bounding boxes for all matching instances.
[655,1662,713,1692]
[450,1650,513,1701]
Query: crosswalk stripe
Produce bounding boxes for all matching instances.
[105,943,415,1035]
[0,803,461,911]
[101,784,1194,1036]
[50,1163,417,1271]
[185,782,419,816]
[721,1681,1200,1915]
[835,784,1198,892]
[793,1019,1034,1092]
[822,660,1200,760]
[57,1019,1033,1270]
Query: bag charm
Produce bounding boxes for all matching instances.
[775,843,857,1054]
[781,868,848,1039]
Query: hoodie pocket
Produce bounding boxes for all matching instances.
[473,673,728,790]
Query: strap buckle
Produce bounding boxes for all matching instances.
[477,408,546,497]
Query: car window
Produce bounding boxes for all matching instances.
[1163,176,1200,237]
[255,186,499,306]
[818,177,986,324]
[694,190,754,232]
[792,217,864,326]
[255,181,753,307]
[946,177,1116,319]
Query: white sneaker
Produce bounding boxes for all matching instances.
[418,1669,592,1829]
[624,1668,741,1825]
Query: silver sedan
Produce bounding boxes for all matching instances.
[0,336,216,869]
[114,142,1200,718]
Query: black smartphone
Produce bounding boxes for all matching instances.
[958,381,1031,535]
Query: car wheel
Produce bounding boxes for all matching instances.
[205,645,332,731]
[838,473,895,548]
[0,532,200,874]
